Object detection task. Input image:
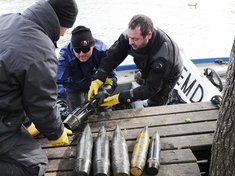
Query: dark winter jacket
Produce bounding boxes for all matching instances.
[0,0,63,153]
[57,40,117,100]
[93,28,183,103]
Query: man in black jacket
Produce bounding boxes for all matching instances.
[88,14,183,107]
[0,0,78,175]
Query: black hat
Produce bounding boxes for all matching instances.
[48,0,78,28]
[71,26,95,49]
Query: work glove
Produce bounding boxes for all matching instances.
[88,79,103,101]
[92,91,108,106]
[27,123,40,137]
[50,127,72,146]
[100,94,120,107]
[104,77,113,86]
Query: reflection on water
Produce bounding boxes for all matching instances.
[0,0,235,59]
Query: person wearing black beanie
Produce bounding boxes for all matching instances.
[48,0,78,28]
[71,26,95,50]
[57,26,117,112]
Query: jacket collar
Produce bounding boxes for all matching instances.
[22,0,60,45]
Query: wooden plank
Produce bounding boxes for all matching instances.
[160,149,197,164]
[43,121,215,159]
[45,172,70,176]
[45,146,75,159]
[47,158,73,172]
[88,112,218,133]
[36,103,218,142]
[88,102,218,121]
[39,121,216,147]
[121,121,216,138]
[41,132,214,151]
[156,163,201,176]
[148,133,214,150]
[43,133,213,165]
[45,173,70,176]
[125,133,213,151]
[45,163,201,176]
[45,147,196,163]
[45,149,197,171]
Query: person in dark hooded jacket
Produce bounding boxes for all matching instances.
[57,25,117,112]
[0,0,78,175]
[88,14,183,107]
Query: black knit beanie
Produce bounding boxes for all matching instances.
[48,0,78,28]
[71,26,95,49]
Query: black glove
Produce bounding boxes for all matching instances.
[134,71,145,85]
[91,85,111,106]
[57,99,70,121]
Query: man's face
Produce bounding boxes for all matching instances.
[73,46,94,62]
[128,27,152,50]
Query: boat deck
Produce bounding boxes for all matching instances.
[37,101,219,176]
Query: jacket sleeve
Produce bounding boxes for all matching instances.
[57,49,72,89]
[23,58,63,140]
[132,59,166,100]
[119,65,165,103]
[119,43,170,102]
[94,41,118,94]
[57,84,67,100]
[93,32,131,82]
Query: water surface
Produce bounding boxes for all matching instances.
[1,0,235,60]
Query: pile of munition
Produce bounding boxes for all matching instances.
[131,126,161,176]
[73,125,161,176]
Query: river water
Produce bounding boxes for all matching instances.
[1,0,235,61]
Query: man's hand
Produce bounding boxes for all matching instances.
[27,123,40,137]
[50,127,72,146]
[100,94,120,107]
[88,79,103,101]
[104,77,113,86]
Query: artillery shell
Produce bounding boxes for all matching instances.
[147,130,161,175]
[93,126,110,176]
[131,126,150,176]
[74,124,93,176]
[111,125,130,176]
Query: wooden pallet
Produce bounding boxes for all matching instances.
[37,101,219,176]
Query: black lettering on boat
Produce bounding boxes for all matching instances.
[181,73,196,96]
[190,84,204,102]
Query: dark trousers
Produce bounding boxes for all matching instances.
[145,80,180,107]
[146,84,173,106]
[135,71,181,107]
[0,126,48,176]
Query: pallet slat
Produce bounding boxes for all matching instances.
[88,110,218,132]
[88,102,218,121]
[45,163,201,176]
[39,121,216,148]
